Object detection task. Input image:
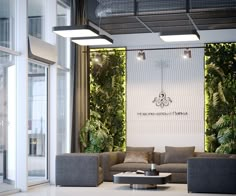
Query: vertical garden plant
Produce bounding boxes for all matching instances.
[80,48,126,152]
[205,43,236,153]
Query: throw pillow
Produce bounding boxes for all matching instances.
[126,146,155,163]
[124,151,149,163]
[164,146,195,163]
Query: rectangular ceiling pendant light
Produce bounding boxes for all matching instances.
[160,30,200,42]
[53,25,99,38]
[72,35,113,46]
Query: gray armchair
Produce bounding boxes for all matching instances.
[187,157,236,194]
[56,153,103,186]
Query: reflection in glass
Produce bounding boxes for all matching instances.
[57,2,71,67]
[0,0,15,49]
[28,0,45,39]
[28,63,48,184]
[56,1,71,154]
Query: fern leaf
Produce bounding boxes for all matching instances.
[218,82,228,104]
[206,63,225,79]
[212,92,219,106]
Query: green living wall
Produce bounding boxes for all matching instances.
[205,43,236,154]
[80,48,126,152]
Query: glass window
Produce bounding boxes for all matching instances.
[28,0,45,39]
[56,1,71,67]
[0,0,15,49]
[56,1,71,154]
[0,51,16,192]
[27,0,48,185]
[57,70,69,154]
[28,62,48,185]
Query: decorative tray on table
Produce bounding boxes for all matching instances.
[136,170,159,176]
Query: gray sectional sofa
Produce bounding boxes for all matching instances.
[55,146,236,193]
[100,147,235,183]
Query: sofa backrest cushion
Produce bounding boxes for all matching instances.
[153,152,161,165]
[126,146,154,163]
[164,146,195,163]
[124,151,149,163]
[160,152,166,164]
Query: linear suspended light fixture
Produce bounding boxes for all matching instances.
[72,35,113,46]
[160,30,200,42]
[53,25,99,38]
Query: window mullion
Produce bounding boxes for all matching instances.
[15,0,28,191]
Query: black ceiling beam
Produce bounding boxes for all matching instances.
[101,13,188,25]
[186,0,190,13]
[134,0,138,16]
[91,1,236,35]
[101,19,191,30]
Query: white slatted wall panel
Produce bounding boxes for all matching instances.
[127,47,205,152]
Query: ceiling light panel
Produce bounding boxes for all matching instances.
[72,35,113,46]
[53,25,99,38]
[160,31,200,42]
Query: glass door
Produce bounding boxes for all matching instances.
[28,62,48,185]
[0,52,16,192]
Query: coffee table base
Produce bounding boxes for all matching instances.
[113,172,172,189]
[130,184,157,189]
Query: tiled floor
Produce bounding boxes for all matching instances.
[8,182,233,196]
[0,182,15,193]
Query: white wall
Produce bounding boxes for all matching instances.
[126,47,204,152]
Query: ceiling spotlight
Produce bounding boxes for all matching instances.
[183,48,191,59]
[137,50,146,61]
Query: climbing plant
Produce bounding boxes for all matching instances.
[205,43,236,153]
[80,48,126,152]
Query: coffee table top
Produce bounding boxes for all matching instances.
[113,172,172,185]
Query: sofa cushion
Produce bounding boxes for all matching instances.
[124,151,149,163]
[164,146,195,163]
[156,163,187,173]
[196,152,231,158]
[111,162,151,172]
[126,146,154,163]
[230,155,236,159]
